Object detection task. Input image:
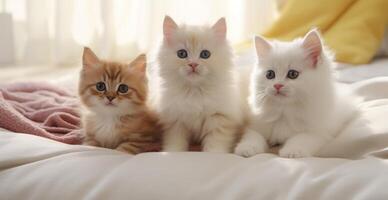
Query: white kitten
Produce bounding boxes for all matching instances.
[235,29,358,158]
[154,16,242,153]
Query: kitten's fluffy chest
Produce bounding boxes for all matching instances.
[257,102,306,144]
[161,84,238,124]
[160,82,241,134]
[89,113,122,148]
[161,87,213,130]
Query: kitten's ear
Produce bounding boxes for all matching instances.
[254,35,271,58]
[302,29,322,68]
[130,54,147,74]
[163,15,178,44]
[83,47,100,68]
[212,17,227,39]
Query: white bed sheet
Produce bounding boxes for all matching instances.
[1,55,388,199]
[336,58,388,83]
[1,130,388,200]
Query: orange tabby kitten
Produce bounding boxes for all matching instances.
[79,47,161,154]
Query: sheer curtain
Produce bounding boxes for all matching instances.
[2,0,277,66]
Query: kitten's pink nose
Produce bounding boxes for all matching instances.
[188,63,198,70]
[106,96,116,101]
[274,84,284,90]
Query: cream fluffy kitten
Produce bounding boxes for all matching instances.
[235,30,358,158]
[154,16,242,152]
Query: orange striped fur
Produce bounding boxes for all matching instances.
[79,47,161,154]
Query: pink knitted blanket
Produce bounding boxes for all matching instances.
[0,82,82,144]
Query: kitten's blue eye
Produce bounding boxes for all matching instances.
[266,70,275,79]
[117,84,129,94]
[177,49,188,59]
[96,82,106,91]
[287,70,299,79]
[200,50,211,59]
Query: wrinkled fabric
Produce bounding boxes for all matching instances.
[0,132,388,200]
[0,82,81,144]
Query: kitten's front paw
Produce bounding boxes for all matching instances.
[163,144,188,152]
[279,145,312,158]
[83,139,100,147]
[234,141,267,157]
[116,146,134,154]
[203,145,231,153]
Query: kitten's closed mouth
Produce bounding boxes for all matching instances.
[105,102,116,106]
[275,92,287,97]
[188,71,199,76]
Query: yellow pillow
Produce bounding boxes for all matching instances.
[263,0,388,64]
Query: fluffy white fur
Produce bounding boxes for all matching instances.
[154,16,242,152]
[82,110,121,147]
[235,30,359,158]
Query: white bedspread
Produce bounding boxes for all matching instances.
[1,57,388,199]
[1,132,388,200]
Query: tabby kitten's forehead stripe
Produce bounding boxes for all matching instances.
[103,63,123,81]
